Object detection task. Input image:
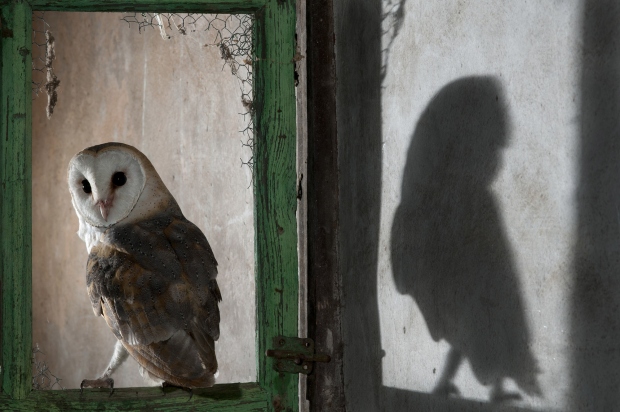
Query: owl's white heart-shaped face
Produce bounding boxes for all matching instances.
[68,149,146,228]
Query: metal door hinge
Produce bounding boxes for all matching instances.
[266,336,331,375]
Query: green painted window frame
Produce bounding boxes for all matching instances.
[0,0,298,410]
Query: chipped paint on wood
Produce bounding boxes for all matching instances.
[254,0,299,410]
[1,1,33,400]
[0,383,268,411]
[1,0,297,409]
[29,0,266,13]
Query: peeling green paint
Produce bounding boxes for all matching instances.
[1,1,32,401]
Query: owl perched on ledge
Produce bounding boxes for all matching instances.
[67,142,222,390]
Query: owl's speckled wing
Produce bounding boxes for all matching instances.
[86,212,221,388]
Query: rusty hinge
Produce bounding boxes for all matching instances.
[266,336,331,375]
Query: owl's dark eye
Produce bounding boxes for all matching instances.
[112,172,127,187]
[81,179,92,194]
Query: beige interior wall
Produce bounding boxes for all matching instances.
[31,12,256,389]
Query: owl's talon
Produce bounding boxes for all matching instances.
[80,377,115,396]
[432,381,461,398]
[489,378,522,403]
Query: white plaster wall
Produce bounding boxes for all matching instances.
[333,0,589,410]
[32,12,255,389]
[379,3,580,409]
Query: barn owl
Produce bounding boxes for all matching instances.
[67,142,221,391]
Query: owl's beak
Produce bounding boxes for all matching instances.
[96,198,113,221]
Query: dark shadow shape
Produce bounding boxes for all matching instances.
[571,1,620,410]
[391,77,542,401]
[336,0,385,411]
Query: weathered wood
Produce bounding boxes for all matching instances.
[1,0,298,410]
[305,0,344,410]
[0,0,298,410]
[1,1,33,400]
[294,0,309,408]
[253,0,298,410]
[0,3,3,397]
[0,383,268,411]
[332,0,384,409]
[15,0,265,13]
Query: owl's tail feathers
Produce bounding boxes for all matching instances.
[191,320,219,377]
[127,328,217,389]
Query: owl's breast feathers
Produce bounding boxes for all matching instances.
[86,213,221,388]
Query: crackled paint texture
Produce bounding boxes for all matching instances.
[31,12,256,389]
[337,0,620,411]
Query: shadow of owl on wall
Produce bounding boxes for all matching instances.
[391,77,542,402]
